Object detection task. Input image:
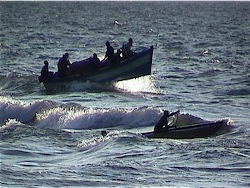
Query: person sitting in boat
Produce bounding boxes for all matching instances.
[122,38,133,59]
[154,110,170,133]
[89,53,100,71]
[58,53,70,77]
[154,110,180,133]
[110,49,122,66]
[39,60,54,82]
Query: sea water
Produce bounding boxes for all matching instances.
[0,1,250,187]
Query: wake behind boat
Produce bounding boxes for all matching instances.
[39,46,153,90]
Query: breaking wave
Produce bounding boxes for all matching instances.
[0,96,162,131]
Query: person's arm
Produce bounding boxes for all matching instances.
[154,116,167,133]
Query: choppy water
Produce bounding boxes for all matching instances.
[1,1,250,187]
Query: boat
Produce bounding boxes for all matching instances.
[40,46,153,90]
[142,111,232,139]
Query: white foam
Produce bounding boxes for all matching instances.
[114,75,161,94]
[0,96,58,125]
[0,96,36,124]
[0,96,162,130]
[36,106,162,130]
[0,119,25,132]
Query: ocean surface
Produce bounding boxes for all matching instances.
[1,1,250,187]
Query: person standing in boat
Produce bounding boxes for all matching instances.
[122,38,133,59]
[154,110,170,133]
[105,41,114,61]
[58,53,70,77]
[110,49,122,66]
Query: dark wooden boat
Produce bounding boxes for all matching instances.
[40,46,153,90]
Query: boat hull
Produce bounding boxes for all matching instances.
[142,119,231,139]
[41,46,153,90]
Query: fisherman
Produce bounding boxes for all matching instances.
[101,130,108,137]
[105,41,114,61]
[122,38,133,59]
[154,110,170,133]
[110,49,122,66]
[58,53,70,77]
[89,53,100,71]
[154,110,180,133]
[39,60,54,82]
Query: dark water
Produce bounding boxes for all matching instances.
[1,2,250,187]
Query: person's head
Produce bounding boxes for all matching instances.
[64,53,69,59]
[129,38,133,45]
[93,53,97,58]
[101,130,107,137]
[44,60,48,66]
[163,110,169,117]
[106,41,110,46]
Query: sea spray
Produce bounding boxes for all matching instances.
[0,96,59,124]
[36,106,162,130]
[114,75,160,94]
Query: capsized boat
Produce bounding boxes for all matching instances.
[40,46,153,90]
[142,111,232,139]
